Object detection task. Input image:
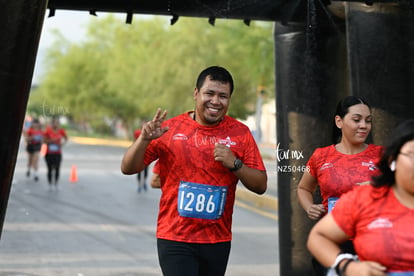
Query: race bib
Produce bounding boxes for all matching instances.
[328,197,339,213]
[33,134,42,142]
[48,143,60,152]
[177,181,227,220]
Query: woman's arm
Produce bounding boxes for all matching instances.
[307,213,387,276]
[307,213,348,267]
[297,171,326,220]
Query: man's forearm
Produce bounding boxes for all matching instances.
[236,167,267,195]
[121,136,150,174]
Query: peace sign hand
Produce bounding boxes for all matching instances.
[141,108,169,140]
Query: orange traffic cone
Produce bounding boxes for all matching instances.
[70,165,78,183]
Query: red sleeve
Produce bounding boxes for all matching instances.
[331,186,362,237]
[43,128,50,138]
[60,128,67,138]
[134,129,141,140]
[240,129,266,171]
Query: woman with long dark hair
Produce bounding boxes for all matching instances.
[297,96,383,274]
[44,117,67,189]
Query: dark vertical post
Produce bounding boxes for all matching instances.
[0,0,48,237]
[346,2,414,140]
[274,1,347,274]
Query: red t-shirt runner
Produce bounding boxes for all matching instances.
[333,184,414,273]
[26,128,43,145]
[307,144,383,211]
[44,127,67,154]
[144,112,266,243]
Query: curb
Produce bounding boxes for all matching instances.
[70,136,132,147]
[236,187,278,212]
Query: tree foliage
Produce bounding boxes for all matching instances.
[29,15,275,137]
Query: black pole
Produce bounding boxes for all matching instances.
[0,0,48,238]
[274,1,348,274]
[345,2,414,140]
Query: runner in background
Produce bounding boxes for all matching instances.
[24,118,43,181]
[150,160,161,189]
[22,114,33,137]
[43,116,68,189]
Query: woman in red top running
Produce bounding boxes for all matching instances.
[307,118,414,276]
[24,118,43,181]
[297,96,383,275]
[43,117,68,189]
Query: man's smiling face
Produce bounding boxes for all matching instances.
[193,76,231,126]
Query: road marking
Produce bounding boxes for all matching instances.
[235,200,278,221]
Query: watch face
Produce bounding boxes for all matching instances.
[234,158,242,169]
[230,158,243,171]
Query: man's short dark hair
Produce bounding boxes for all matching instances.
[196,66,234,94]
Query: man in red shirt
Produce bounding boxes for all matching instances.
[121,66,267,276]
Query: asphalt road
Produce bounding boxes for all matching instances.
[0,139,279,276]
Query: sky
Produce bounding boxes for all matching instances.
[40,10,91,47]
[33,10,127,84]
[34,10,91,83]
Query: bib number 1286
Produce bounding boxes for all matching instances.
[177,181,227,220]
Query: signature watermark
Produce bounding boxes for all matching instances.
[42,101,70,117]
[277,165,309,173]
[275,143,309,173]
[276,142,304,162]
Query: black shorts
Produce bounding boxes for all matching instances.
[26,143,41,153]
[45,154,62,168]
[157,238,231,276]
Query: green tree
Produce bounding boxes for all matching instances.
[30,15,274,137]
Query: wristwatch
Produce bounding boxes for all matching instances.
[230,158,243,172]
